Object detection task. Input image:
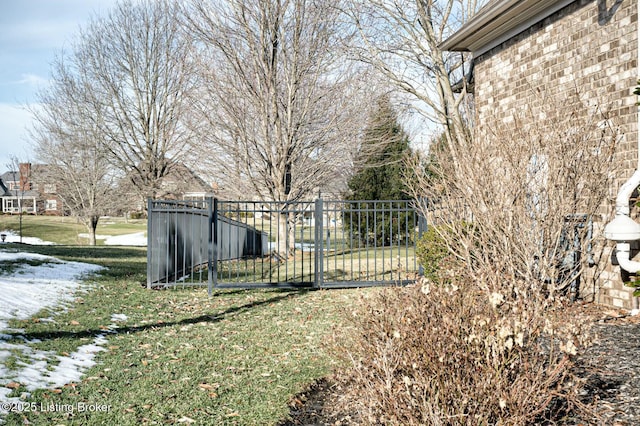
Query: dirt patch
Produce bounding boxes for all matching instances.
[277,378,357,426]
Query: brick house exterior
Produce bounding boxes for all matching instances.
[0,163,64,216]
[441,0,639,308]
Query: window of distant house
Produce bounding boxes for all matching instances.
[44,184,56,193]
[8,182,17,190]
[45,199,57,211]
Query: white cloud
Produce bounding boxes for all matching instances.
[17,74,49,88]
[0,103,37,169]
[0,0,122,104]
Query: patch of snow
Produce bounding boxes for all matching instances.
[104,232,147,246]
[0,251,53,263]
[77,233,109,240]
[0,336,107,394]
[46,336,108,389]
[0,253,102,323]
[110,313,128,323]
[0,249,106,412]
[0,230,55,246]
[267,241,327,252]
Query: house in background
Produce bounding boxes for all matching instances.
[0,164,39,215]
[1,161,217,217]
[0,163,64,216]
[120,162,218,214]
[441,0,638,308]
[157,163,217,201]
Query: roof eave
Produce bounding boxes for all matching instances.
[440,0,574,54]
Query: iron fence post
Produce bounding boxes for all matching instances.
[147,198,152,289]
[417,197,428,277]
[207,197,215,296]
[314,197,324,288]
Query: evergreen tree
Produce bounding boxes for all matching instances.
[345,98,413,245]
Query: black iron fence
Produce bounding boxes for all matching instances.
[147,198,425,294]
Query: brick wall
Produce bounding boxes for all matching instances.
[473,0,639,308]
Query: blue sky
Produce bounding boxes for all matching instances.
[0,0,119,171]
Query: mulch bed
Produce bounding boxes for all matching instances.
[576,310,640,425]
[279,304,640,426]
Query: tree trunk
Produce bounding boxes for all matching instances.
[87,215,100,246]
[275,212,290,259]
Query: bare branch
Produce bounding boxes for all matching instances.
[344,0,485,153]
[408,88,619,300]
[183,0,375,203]
[48,0,200,204]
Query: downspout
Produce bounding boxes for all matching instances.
[603,4,640,312]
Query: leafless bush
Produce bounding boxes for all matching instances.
[331,276,596,425]
[329,89,616,424]
[408,89,619,301]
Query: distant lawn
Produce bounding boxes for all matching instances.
[96,218,147,236]
[0,244,367,425]
[215,246,418,287]
[0,215,146,245]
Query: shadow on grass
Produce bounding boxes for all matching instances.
[5,289,309,343]
[1,243,146,260]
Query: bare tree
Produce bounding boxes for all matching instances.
[5,156,35,243]
[183,0,374,255]
[50,0,200,206]
[183,0,372,202]
[344,0,485,152]
[31,58,116,246]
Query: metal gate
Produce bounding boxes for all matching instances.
[147,198,425,294]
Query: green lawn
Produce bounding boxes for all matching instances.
[0,244,367,425]
[0,215,146,245]
[215,246,418,286]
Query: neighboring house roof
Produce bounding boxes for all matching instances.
[0,178,9,196]
[0,171,18,183]
[122,161,216,201]
[440,0,574,54]
[3,190,39,198]
[164,163,215,195]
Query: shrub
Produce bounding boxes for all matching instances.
[415,227,448,281]
[129,211,146,220]
[331,273,595,425]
